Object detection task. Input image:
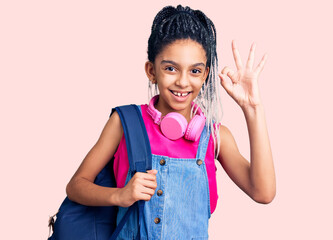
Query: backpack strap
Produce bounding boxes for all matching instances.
[109,104,151,240]
[114,104,152,173]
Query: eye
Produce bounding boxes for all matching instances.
[165,66,176,72]
[191,69,202,74]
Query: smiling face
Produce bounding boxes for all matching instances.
[145,39,209,121]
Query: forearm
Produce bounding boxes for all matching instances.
[66,176,120,206]
[243,104,276,203]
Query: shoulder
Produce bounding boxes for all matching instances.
[108,110,122,128]
[92,110,124,149]
[219,124,232,139]
[103,104,146,141]
[218,124,236,146]
[101,110,123,141]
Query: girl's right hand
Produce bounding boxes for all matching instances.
[115,169,158,208]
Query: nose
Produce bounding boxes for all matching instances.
[175,72,190,88]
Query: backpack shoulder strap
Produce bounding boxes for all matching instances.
[109,104,150,240]
[111,104,152,173]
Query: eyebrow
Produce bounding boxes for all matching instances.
[160,60,206,68]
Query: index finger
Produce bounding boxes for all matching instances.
[134,171,157,181]
[232,40,243,70]
[143,172,157,181]
[146,169,158,175]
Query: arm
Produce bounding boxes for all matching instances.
[66,111,124,206]
[66,111,157,207]
[218,40,276,203]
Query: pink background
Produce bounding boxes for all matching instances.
[1,0,332,239]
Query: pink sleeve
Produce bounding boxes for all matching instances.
[113,133,129,188]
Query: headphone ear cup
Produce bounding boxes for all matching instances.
[185,115,206,141]
[160,112,188,140]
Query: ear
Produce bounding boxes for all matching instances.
[145,61,156,84]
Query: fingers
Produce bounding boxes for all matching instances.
[132,184,156,201]
[232,40,243,70]
[226,41,267,76]
[133,171,156,181]
[136,178,157,201]
[220,66,237,95]
[246,42,256,70]
[255,53,268,75]
[131,171,158,199]
[219,73,233,96]
[146,169,158,175]
[221,66,237,83]
[142,177,158,189]
[141,186,156,198]
[119,170,159,207]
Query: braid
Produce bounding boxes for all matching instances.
[147,5,223,158]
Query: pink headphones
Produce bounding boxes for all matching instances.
[147,95,206,141]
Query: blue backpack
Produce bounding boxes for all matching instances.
[48,105,152,240]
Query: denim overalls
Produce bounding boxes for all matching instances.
[116,124,211,240]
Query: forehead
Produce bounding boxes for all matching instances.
[156,39,207,65]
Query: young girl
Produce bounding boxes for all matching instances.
[66,4,276,239]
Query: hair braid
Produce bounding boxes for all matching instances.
[147,5,223,158]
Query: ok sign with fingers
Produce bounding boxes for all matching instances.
[219,40,267,110]
[217,40,275,204]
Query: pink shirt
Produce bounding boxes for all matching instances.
[113,104,219,214]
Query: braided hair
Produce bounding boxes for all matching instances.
[147,5,223,157]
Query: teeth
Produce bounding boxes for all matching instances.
[172,91,190,97]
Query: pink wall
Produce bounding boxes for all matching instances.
[1,0,332,239]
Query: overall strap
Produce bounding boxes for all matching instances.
[109,104,151,240]
[195,125,211,160]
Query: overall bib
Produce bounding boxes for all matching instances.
[116,125,211,240]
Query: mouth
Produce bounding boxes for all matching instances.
[169,90,192,97]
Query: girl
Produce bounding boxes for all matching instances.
[66,4,276,239]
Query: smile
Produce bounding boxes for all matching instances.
[170,90,191,97]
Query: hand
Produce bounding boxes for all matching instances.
[219,40,267,110]
[116,169,158,208]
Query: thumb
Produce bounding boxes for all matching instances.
[146,169,158,175]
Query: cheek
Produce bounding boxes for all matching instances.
[191,77,205,89]
[157,74,177,86]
